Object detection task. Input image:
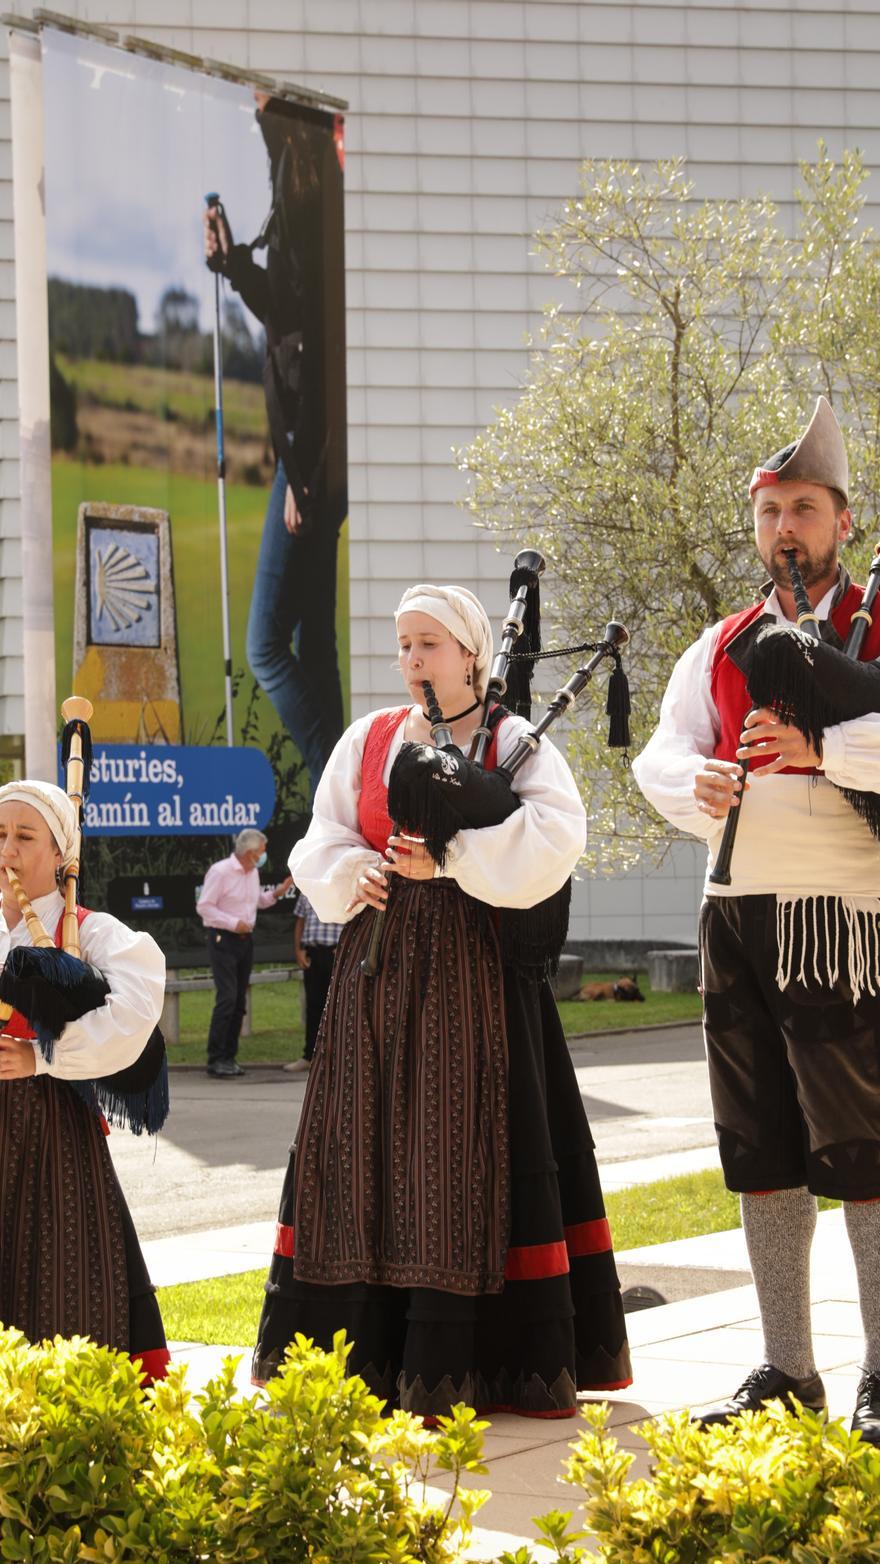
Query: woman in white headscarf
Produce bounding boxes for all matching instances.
[0,780,170,1383]
[253,585,631,1416]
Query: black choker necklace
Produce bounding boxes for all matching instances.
[419,697,481,724]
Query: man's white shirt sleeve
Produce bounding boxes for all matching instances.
[631,625,722,840]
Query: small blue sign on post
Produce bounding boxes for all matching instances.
[59,744,277,836]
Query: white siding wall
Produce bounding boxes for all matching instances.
[2,0,878,942]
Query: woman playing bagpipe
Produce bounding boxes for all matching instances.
[253,571,633,1418]
[0,699,170,1383]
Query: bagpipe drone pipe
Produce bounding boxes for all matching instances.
[710,544,880,886]
[361,549,632,978]
[0,697,169,1134]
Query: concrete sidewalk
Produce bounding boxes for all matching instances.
[158,1206,861,1558]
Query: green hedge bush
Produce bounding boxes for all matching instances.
[0,1326,489,1562]
[497,1399,880,1563]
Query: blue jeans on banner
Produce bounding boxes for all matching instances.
[246,461,344,799]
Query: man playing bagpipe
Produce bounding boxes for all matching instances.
[0,777,170,1383]
[633,395,880,1445]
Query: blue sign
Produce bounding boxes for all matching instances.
[58,745,277,836]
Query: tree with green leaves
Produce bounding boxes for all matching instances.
[459,150,880,871]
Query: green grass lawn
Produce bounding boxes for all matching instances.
[57,355,267,438]
[559,973,702,1037]
[168,970,699,1066]
[170,973,306,1066]
[156,1168,840,1346]
[52,458,350,749]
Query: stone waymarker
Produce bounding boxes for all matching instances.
[72,502,183,743]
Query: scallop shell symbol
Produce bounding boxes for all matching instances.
[95,541,156,632]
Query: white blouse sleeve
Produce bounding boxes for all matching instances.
[821,712,880,790]
[288,712,386,924]
[31,913,166,1083]
[630,625,722,841]
[441,716,587,908]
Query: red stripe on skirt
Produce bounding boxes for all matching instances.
[134,1347,171,1385]
[565,1217,612,1256]
[504,1239,569,1281]
[275,1223,295,1258]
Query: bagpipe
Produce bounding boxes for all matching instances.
[709,543,880,886]
[361,549,631,978]
[0,696,169,1134]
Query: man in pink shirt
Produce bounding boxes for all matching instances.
[197,829,292,1078]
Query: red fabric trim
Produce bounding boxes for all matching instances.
[749,467,780,497]
[565,1217,612,1256]
[358,708,409,851]
[504,1238,569,1281]
[274,1222,295,1258]
[133,1347,171,1385]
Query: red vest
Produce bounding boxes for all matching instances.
[358,707,503,852]
[3,906,90,1040]
[710,582,880,774]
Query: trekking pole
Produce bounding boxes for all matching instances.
[205,192,235,748]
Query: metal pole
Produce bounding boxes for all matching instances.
[206,194,235,748]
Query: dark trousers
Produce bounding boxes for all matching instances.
[206,930,253,1066]
[302,944,337,1060]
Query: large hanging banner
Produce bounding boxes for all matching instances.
[20,26,348,956]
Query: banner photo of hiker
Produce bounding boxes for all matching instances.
[39,28,348,957]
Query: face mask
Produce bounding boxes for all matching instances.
[256,851,267,868]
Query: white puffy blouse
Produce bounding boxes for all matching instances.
[289,706,587,925]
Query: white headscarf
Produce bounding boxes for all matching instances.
[395,584,494,700]
[0,781,78,865]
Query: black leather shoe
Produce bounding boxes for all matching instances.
[693,1364,826,1427]
[852,1372,880,1447]
[206,1061,242,1078]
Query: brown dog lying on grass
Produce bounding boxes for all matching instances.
[578,975,645,1002]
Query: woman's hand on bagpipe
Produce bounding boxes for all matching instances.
[385,835,437,881]
[694,760,747,819]
[344,859,393,914]
[0,1036,36,1078]
[736,707,823,775]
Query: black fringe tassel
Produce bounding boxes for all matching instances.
[499,880,572,977]
[841,786,880,844]
[504,565,542,719]
[747,625,836,748]
[386,742,465,868]
[0,946,110,1057]
[95,1054,171,1136]
[606,656,632,749]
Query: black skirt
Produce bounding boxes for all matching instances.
[253,880,631,1416]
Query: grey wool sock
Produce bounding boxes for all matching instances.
[844,1199,880,1375]
[741,1187,818,1380]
